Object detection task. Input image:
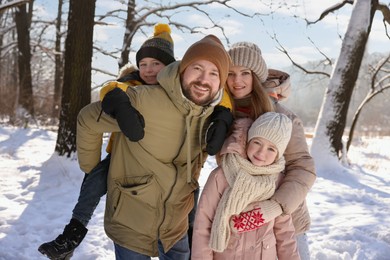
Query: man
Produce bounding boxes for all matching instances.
[76,35,231,259]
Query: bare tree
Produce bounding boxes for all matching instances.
[275,0,390,163]
[0,0,31,13]
[118,0,136,68]
[0,0,20,119]
[346,55,390,151]
[94,0,254,69]
[0,1,4,88]
[14,1,34,121]
[310,0,390,169]
[273,0,389,169]
[52,0,64,118]
[55,0,96,157]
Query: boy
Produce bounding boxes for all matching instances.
[38,23,175,259]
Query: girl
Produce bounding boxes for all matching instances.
[192,112,300,259]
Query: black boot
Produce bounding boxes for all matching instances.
[38,218,88,260]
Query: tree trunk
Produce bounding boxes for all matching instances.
[0,5,4,100]
[15,3,34,118]
[52,0,64,119]
[55,0,96,157]
[118,0,136,69]
[310,0,377,172]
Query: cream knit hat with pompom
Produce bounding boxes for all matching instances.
[248,112,292,159]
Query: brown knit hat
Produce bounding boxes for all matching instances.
[228,41,268,83]
[248,112,292,159]
[179,35,231,87]
[136,23,175,67]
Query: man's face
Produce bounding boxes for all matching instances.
[181,60,221,106]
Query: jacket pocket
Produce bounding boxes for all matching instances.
[112,174,159,235]
[259,232,277,260]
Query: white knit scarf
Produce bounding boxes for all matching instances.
[209,153,285,252]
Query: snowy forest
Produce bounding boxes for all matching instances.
[1,0,389,164]
[1,0,390,259]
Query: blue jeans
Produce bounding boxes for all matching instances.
[72,154,111,226]
[187,187,200,248]
[114,234,190,260]
[188,187,200,228]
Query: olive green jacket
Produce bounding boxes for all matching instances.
[76,61,222,256]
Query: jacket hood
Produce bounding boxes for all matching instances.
[263,69,291,101]
[117,63,138,79]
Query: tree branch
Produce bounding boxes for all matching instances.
[0,0,32,13]
[273,35,331,77]
[371,55,390,88]
[377,2,390,39]
[306,0,353,25]
[92,67,116,78]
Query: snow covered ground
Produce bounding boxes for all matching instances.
[0,125,389,259]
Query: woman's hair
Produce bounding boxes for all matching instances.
[250,73,275,119]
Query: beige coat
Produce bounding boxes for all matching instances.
[76,61,222,256]
[191,168,300,260]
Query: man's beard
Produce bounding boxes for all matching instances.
[182,80,217,106]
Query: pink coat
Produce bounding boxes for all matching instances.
[191,168,300,260]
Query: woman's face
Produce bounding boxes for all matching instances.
[227,65,253,98]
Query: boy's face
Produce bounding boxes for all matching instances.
[246,137,278,167]
[181,60,221,106]
[138,57,166,85]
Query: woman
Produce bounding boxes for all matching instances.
[225,41,316,259]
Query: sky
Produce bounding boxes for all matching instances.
[1,125,390,259]
[32,0,390,86]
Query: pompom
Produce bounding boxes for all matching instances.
[154,23,171,36]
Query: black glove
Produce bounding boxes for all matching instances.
[205,105,234,155]
[101,87,145,142]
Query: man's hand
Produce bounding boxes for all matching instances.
[101,88,145,142]
[205,106,234,155]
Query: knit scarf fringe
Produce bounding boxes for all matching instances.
[209,153,285,252]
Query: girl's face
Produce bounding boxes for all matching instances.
[138,57,166,85]
[227,65,253,98]
[246,137,278,166]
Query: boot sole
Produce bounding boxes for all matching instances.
[38,246,74,260]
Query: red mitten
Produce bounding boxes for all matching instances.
[231,208,265,233]
[230,200,283,233]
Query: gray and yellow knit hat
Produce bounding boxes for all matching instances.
[136,23,175,67]
[248,112,292,159]
[228,41,268,83]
